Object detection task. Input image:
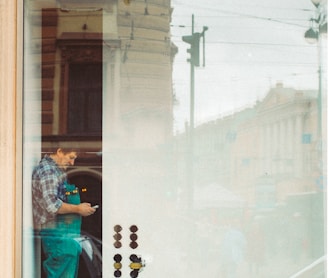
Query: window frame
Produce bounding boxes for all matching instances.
[57,34,103,135]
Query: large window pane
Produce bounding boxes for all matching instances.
[23,0,326,277]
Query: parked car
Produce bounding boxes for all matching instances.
[78,232,102,278]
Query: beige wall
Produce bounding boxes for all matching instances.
[0,0,21,277]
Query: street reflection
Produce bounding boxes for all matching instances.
[23,0,326,277]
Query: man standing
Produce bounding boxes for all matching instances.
[32,148,96,278]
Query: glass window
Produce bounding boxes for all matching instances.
[23,0,326,277]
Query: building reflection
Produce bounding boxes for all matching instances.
[173,82,325,275]
[25,0,177,240]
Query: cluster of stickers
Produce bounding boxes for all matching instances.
[113,225,144,278]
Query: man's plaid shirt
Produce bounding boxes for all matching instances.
[32,155,67,227]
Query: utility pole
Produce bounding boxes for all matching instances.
[304,0,327,190]
[182,14,208,210]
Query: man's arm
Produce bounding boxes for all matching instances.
[57,202,96,217]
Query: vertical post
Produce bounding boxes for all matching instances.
[202,26,206,67]
[317,34,322,149]
[182,15,208,210]
[190,14,195,131]
[187,14,195,210]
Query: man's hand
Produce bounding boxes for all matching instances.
[77,202,96,217]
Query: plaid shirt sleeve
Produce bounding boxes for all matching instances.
[32,156,66,226]
[39,166,64,214]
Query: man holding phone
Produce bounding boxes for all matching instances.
[32,148,96,278]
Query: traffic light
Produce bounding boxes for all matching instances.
[182,32,201,66]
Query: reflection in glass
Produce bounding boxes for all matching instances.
[23,0,326,277]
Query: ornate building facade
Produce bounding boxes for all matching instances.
[186,83,323,208]
[23,0,177,240]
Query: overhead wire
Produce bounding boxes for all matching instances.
[170,1,315,34]
[169,2,318,75]
[171,1,314,26]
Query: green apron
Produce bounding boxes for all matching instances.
[41,183,82,278]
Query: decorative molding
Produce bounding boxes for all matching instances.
[57,0,115,12]
[60,45,103,62]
